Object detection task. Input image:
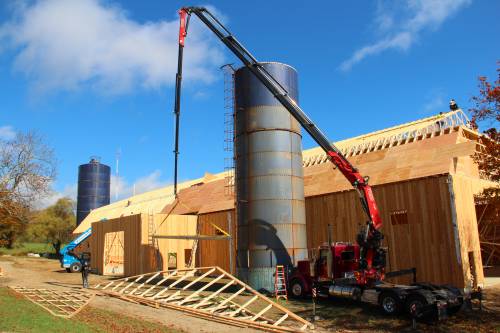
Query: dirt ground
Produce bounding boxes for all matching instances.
[0,256,259,333]
[1,256,499,333]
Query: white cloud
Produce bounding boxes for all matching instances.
[35,183,78,209]
[340,0,471,71]
[0,0,224,94]
[36,169,168,208]
[111,169,169,201]
[0,125,16,140]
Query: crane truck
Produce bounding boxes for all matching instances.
[174,7,468,319]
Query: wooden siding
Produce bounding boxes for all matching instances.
[152,214,197,271]
[91,214,197,276]
[198,210,236,273]
[303,132,477,198]
[90,214,143,276]
[450,175,485,288]
[91,176,484,288]
[305,175,483,288]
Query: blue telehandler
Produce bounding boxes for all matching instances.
[59,227,91,273]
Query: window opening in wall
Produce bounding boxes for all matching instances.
[103,231,124,276]
[168,252,177,269]
[184,249,192,267]
[390,210,409,225]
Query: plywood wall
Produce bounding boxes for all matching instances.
[91,214,197,276]
[198,210,236,273]
[89,178,483,287]
[196,177,483,288]
[152,214,197,271]
[304,175,480,288]
[303,132,477,197]
[90,214,142,276]
[450,175,485,288]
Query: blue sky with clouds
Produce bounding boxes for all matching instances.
[0,0,498,206]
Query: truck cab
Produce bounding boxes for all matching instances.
[289,242,360,297]
[288,242,464,319]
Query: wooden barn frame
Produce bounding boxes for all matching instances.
[75,110,495,289]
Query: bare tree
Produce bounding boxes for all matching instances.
[0,131,57,248]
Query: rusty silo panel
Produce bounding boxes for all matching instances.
[235,62,307,292]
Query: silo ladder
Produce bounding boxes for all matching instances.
[275,265,288,300]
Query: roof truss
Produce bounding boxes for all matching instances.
[93,266,313,332]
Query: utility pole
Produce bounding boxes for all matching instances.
[115,148,121,201]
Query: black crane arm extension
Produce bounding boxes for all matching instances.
[177,6,382,231]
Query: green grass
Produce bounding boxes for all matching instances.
[0,287,96,333]
[0,242,56,256]
[0,287,183,333]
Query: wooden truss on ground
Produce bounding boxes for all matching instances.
[9,286,94,318]
[93,266,313,332]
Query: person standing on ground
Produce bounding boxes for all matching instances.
[80,252,91,288]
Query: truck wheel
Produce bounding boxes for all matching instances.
[289,279,305,298]
[442,285,463,315]
[405,293,428,317]
[379,292,402,315]
[69,262,82,273]
[66,268,71,273]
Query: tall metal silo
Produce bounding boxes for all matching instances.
[235,62,307,292]
[76,157,111,226]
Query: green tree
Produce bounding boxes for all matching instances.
[28,198,75,255]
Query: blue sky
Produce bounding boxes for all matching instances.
[0,0,498,205]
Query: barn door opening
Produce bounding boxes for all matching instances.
[103,231,124,276]
[387,210,413,284]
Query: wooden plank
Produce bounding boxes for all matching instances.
[449,174,485,287]
[198,210,236,272]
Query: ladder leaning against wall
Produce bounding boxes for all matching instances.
[186,219,200,268]
[147,210,163,271]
